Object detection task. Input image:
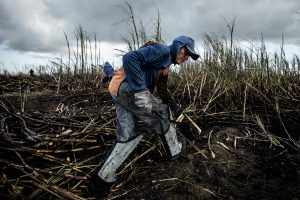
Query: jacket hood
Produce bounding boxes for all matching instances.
[169,41,184,64]
[169,36,200,62]
[104,62,111,66]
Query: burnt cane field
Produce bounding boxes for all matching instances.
[0,31,300,199]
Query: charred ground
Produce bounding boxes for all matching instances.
[0,74,299,200]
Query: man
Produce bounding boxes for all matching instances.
[29,69,34,77]
[100,62,114,84]
[94,36,199,184]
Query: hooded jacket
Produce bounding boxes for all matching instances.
[122,41,183,92]
[109,40,185,111]
[103,62,114,77]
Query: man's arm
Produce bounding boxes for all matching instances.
[156,69,181,113]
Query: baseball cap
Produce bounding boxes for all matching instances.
[173,36,200,60]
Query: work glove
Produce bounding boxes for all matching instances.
[134,90,152,114]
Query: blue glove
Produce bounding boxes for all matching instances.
[134,90,152,114]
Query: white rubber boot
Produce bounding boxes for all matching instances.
[98,135,143,183]
[161,124,182,158]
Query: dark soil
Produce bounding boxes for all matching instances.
[0,76,299,200]
[101,127,300,200]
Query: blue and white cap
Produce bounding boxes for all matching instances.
[172,36,200,60]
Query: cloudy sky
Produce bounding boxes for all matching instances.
[0,0,299,72]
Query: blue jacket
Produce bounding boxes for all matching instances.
[122,42,182,93]
[103,62,114,77]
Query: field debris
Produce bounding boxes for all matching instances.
[0,70,299,199]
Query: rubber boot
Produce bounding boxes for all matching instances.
[160,124,182,159]
[98,135,143,183]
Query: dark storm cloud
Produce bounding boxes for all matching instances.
[0,0,299,54]
[198,0,300,42]
[0,1,66,52]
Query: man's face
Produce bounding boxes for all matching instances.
[175,47,190,64]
